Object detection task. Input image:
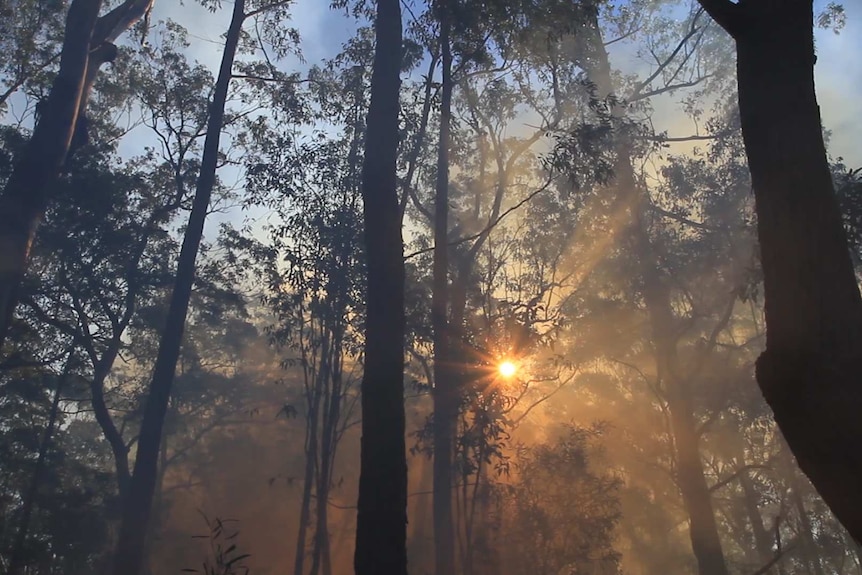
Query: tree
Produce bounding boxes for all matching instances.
[497,424,622,575]
[696,0,862,542]
[241,70,368,573]
[0,0,154,350]
[431,1,456,572]
[111,1,248,572]
[353,0,408,573]
[0,0,66,111]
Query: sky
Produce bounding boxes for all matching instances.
[149,0,862,160]
[815,0,862,166]
[121,0,862,240]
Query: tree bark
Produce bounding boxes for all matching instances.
[353,0,408,573]
[431,1,456,573]
[697,0,862,543]
[110,2,244,573]
[0,0,153,350]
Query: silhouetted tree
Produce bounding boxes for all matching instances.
[697,0,862,543]
[431,2,456,573]
[353,0,408,573]
[111,1,247,572]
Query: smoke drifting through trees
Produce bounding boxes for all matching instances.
[0,1,860,574]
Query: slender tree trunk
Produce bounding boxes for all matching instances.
[664,378,729,575]
[317,359,342,575]
[311,426,331,575]
[0,0,153,349]
[7,353,74,575]
[431,1,456,573]
[295,436,315,575]
[697,0,862,543]
[741,470,779,566]
[110,3,243,573]
[633,210,728,575]
[310,341,331,575]
[353,0,407,572]
[297,375,322,575]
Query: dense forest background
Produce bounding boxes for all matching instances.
[0,0,861,574]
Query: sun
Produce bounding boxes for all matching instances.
[498,360,517,378]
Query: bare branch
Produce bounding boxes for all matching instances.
[629,10,705,102]
[709,464,770,493]
[404,174,554,260]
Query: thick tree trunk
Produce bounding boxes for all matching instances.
[0,0,153,350]
[353,0,407,573]
[431,2,456,573]
[698,0,862,542]
[7,354,73,575]
[110,2,244,573]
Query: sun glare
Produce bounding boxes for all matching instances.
[498,361,517,378]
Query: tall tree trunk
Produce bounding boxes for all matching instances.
[664,375,729,575]
[697,0,862,543]
[295,430,315,575]
[636,211,729,575]
[310,340,332,575]
[7,352,74,575]
[576,9,729,575]
[297,364,323,575]
[353,0,407,573]
[0,0,153,349]
[316,358,342,575]
[431,1,455,573]
[110,2,244,573]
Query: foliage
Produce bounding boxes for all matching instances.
[182,515,251,575]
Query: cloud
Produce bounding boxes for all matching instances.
[816,6,862,166]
